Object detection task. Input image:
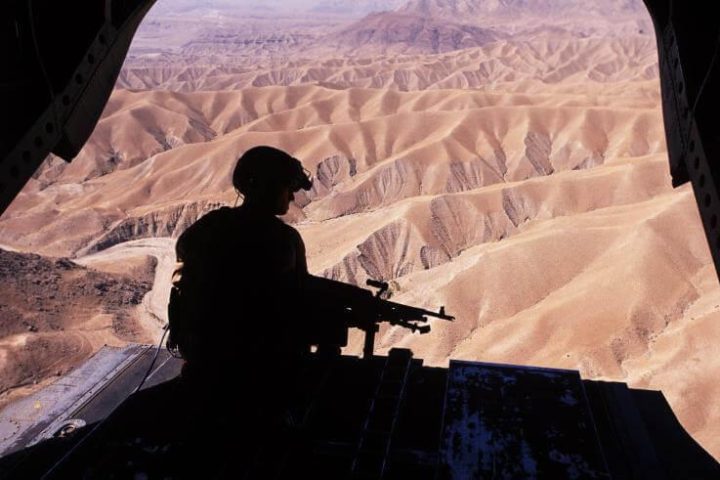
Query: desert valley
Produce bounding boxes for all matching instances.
[1,0,719,459]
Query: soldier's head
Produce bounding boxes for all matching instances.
[232,145,312,215]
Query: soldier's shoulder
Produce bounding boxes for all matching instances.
[187,206,234,229]
[201,206,235,221]
[176,206,233,247]
[277,219,303,245]
[275,216,299,233]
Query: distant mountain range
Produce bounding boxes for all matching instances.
[396,0,647,18]
[132,0,652,59]
[146,0,648,18]
[310,0,407,15]
[146,0,407,16]
[328,0,650,54]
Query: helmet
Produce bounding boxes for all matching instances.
[232,146,312,195]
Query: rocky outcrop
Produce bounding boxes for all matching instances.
[419,245,451,270]
[317,157,422,217]
[0,248,154,403]
[79,201,222,255]
[0,248,152,341]
[332,12,504,54]
[430,195,512,258]
[318,185,544,282]
[446,153,507,193]
[321,219,425,283]
[296,154,358,207]
[501,187,538,228]
[357,219,421,281]
[523,131,554,177]
[322,252,367,285]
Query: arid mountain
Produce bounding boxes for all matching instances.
[310,0,406,15]
[147,0,405,16]
[341,0,653,52]
[330,12,504,54]
[1,0,719,462]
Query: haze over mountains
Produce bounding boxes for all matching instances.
[125,0,652,64]
[2,0,720,460]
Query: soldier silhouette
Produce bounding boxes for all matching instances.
[169,145,314,428]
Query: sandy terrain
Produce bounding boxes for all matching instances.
[1,0,718,461]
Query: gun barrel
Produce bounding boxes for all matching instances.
[382,299,455,321]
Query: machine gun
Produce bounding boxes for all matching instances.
[304,275,454,358]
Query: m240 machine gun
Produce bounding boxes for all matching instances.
[304,275,454,358]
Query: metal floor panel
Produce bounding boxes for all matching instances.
[0,344,147,456]
[0,343,183,478]
[439,361,610,480]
